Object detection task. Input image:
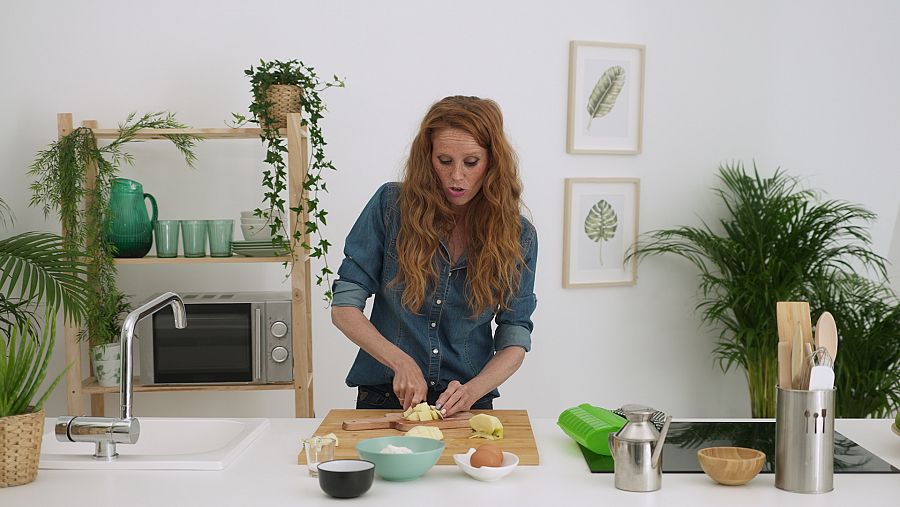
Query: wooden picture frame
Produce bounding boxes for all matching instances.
[567,41,645,154]
[563,178,640,287]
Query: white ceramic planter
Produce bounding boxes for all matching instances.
[91,343,122,387]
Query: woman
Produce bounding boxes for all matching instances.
[331,96,538,417]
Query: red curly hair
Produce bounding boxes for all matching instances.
[395,96,524,316]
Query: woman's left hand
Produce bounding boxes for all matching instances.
[435,380,477,417]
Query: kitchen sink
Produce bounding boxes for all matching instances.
[39,417,269,470]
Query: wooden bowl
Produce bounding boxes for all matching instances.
[697,447,766,486]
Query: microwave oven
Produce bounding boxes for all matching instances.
[138,291,292,385]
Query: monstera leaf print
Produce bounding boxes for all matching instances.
[586,65,625,129]
[584,200,618,264]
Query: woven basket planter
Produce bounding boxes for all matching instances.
[262,84,302,129]
[0,408,44,487]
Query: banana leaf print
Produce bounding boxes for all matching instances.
[586,65,625,129]
[584,200,618,264]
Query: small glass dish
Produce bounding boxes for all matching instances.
[452,448,519,482]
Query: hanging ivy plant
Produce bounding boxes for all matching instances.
[237,59,345,301]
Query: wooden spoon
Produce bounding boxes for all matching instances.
[815,312,838,364]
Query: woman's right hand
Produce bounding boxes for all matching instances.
[392,357,428,410]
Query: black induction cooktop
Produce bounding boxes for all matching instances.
[579,421,899,474]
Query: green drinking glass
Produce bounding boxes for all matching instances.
[208,219,234,258]
[181,220,208,258]
[154,220,180,258]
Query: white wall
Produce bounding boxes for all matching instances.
[2,0,898,419]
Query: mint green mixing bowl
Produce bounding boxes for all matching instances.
[355,436,445,481]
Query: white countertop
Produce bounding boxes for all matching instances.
[4,418,898,506]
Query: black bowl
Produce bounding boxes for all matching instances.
[317,459,375,498]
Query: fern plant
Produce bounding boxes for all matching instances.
[29,112,198,347]
[627,162,893,417]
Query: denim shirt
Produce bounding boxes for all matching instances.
[332,182,538,399]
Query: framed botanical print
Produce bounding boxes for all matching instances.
[563,178,640,287]
[567,41,645,154]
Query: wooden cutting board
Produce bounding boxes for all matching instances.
[298,409,539,465]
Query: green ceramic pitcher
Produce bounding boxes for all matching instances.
[106,178,158,258]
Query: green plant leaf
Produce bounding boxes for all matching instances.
[245,59,344,303]
[0,231,90,330]
[584,200,618,265]
[28,113,197,345]
[586,65,625,129]
[626,161,893,417]
[0,324,69,417]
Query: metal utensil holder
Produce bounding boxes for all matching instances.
[775,386,835,493]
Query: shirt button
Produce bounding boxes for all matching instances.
[436,299,442,305]
[432,348,439,355]
[430,381,435,386]
[430,322,436,328]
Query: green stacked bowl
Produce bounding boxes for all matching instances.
[355,436,445,481]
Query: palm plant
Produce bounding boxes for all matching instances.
[627,162,890,417]
[809,274,900,418]
[0,196,91,417]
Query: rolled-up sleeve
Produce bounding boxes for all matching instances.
[494,221,538,352]
[331,183,393,310]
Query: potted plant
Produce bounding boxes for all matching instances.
[0,196,90,487]
[80,290,131,387]
[627,162,894,417]
[808,274,900,417]
[235,59,345,300]
[29,112,198,356]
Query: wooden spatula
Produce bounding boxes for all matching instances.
[776,301,813,345]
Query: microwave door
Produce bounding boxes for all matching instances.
[151,303,254,384]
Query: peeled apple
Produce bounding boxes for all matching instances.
[469,414,503,440]
[404,425,444,440]
[402,402,442,421]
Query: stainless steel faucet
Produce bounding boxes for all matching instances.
[56,292,187,460]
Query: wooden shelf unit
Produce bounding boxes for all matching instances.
[81,378,294,395]
[114,255,292,265]
[60,112,315,418]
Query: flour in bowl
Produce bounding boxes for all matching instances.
[381,444,414,454]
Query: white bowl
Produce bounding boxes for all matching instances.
[241,218,272,224]
[452,448,518,482]
[241,223,273,241]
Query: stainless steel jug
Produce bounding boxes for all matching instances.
[608,405,673,492]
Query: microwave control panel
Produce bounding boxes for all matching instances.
[264,300,293,382]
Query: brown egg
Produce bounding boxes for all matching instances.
[477,443,503,459]
[470,448,503,468]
